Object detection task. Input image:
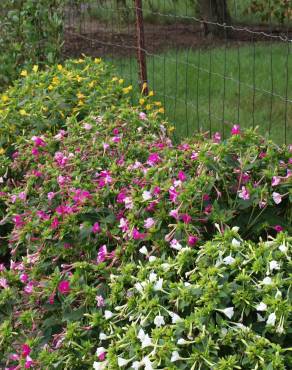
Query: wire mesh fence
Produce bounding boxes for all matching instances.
[63,0,292,144]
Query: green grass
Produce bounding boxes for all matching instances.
[109,43,292,143]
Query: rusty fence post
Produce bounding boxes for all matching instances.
[135,0,148,95]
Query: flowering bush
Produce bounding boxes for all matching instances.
[0,59,291,368]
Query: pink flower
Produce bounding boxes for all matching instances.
[54,151,68,167]
[132,228,147,240]
[37,210,50,220]
[92,222,101,234]
[272,176,281,186]
[96,295,105,307]
[21,344,31,357]
[274,225,283,233]
[113,128,119,135]
[191,151,199,160]
[241,172,250,184]
[169,186,179,203]
[32,136,46,147]
[97,245,107,263]
[72,189,91,203]
[0,278,8,289]
[203,194,210,201]
[20,273,29,283]
[259,200,267,209]
[147,153,161,166]
[54,130,67,140]
[169,209,179,220]
[259,152,266,159]
[231,124,241,135]
[98,352,106,361]
[170,239,182,251]
[48,293,55,305]
[48,192,56,201]
[188,235,198,246]
[139,112,147,120]
[56,205,74,215]
[153,186,161,195]
[103,142,110,151]
[272,192,282,205]
[238,186,250,200]
[112,136,121,143]
[117,190,127,203]
[31,147,39,156]
[31,169,42,177]
[24,282,34,294]
[181,213,192,224]
[58,280,70,295]
[25,355,33,368]
[12,214,24,228]
[178,171,187,182]
[212,132,221,143]
[204,204,213,214]
[51,217,59,229]
[83,122,92,130]
[119,218,129,232]
[144,217,155,229]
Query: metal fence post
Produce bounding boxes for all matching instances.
[135,0,148,95]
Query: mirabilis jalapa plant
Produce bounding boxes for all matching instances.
[0,58,291,369]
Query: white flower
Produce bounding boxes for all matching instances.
[257,313,265,322]
[279,244,287,253]
[141,334,152,348]
[142,356,153,370]
[142,191,152,201]
[256,302,267,311]
[170,351,180,362]
[99,333,107,340]
[184,282,191,287]
[96,347,107,356]
[149,272,157,282]
[149,256,156,262]
[275,290,282,299]
[139,246,148,255]
[154,278,163,291]
[134,282,144,293]
[262,277,272,285]
[223,255,235,265]
[231,238,241,247]
[169,312,182,323]
[161,263,171,271]
[220,307,234,319]
[232,226,240,232]
[118,357,131,367]
[131,361,141,370]
[154,315,165,327]
[269,260,280,272]
[93,361,108,370]
[104,310,114,319]
[137,328,146,341]
[170,239,182,251]
[177,338,187,345]
[266,312,276,326]
[272,192,282,204]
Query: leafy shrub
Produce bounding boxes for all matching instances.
[0,0,65,90]
[0,60,291,368]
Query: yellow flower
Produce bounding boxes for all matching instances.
[20,70,28,77]
[19,109,27,116]
[139,98,145,105]
[142,82,147,93]
[32,65,38,73]
[76,75,83,83]
[122,85,133,94]
[77,92,85,100]
[119,79,124,85]
[94,58,102,64]
[88,81,94,88]
[57,64,63,71]
[48,85,54,91]
[0,148,5,155]
[154,101,162,106]
[78,58,85,63]
[42,106,48,112]
[158,107,165,114]
[112,77,118,82]
[168,126,175,133]
[78,100,84,106]
[1,95,9,103]
[52,76,60,85]
[146,104,151,110]
[148,91,154,97]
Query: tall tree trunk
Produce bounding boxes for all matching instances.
[197,0,231,37]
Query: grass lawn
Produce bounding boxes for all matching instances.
[109,43,292,144]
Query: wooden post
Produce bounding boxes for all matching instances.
[135,0,148,95]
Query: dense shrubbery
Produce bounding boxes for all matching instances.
[0,59,291,369]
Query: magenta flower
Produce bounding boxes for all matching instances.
[72,189,91,203]
[238,186,250,200]
[92,222,101,234]
[21,344,31,357]
[58,280,70,295]
[191,151,199,160]
[181,213,192,224]
[113,127,119,135]
[274,225,283,233]
[31,147,39,156]
[119,217,129,232]
[97,245,107,263]
[147,153,161,166]
[54,151,68,167]
[51,217,59,229]
[24,282,34,294]
[231,124,241,135]
[259,152,267,159]
[132,228,147,240]
[47,192,56,201]
[32,136,46,147]
[178,171,187,182]
[12,214,24,228]
[56,205,74,215]
[31,169,42,177]
[188,235,199,246]
[169,186,179,203]
[169,209,179,220]
[25,355,33,368]
[20,273,29,283]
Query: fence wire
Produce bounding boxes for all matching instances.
[64,0,292,144]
